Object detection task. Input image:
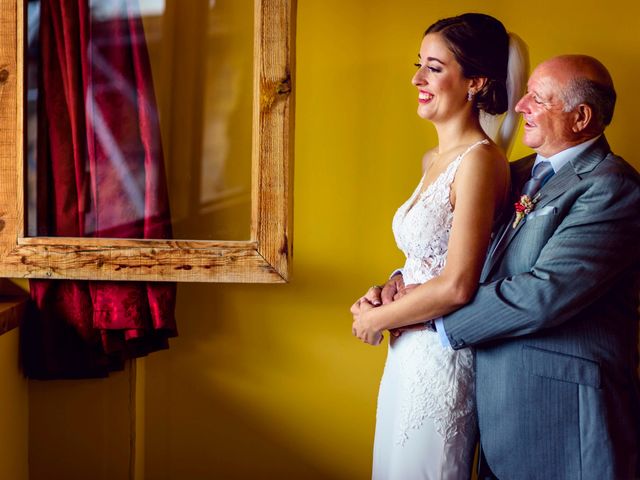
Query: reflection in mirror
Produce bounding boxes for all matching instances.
[25,0,253,241]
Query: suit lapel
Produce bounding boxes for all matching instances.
[534,136,611,210]
[481,155,534,281]
[481,137,611,281]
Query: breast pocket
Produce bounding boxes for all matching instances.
[510,205,560,264]
[526,205,557,220]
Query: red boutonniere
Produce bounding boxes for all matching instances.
[512,193,541,228]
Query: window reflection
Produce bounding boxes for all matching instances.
[26,0,253,240]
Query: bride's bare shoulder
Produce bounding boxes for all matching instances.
[472,141,507,163]
[461,141,509,176]
[452,142,507,187]
[421,148,437,173]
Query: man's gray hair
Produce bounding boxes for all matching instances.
[561,77,616,128]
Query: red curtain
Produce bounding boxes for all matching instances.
[24,0,177,379]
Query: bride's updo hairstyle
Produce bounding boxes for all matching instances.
[426,13,509,115]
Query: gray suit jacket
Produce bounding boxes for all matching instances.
[443,136,640,480]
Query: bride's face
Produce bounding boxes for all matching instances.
[411,33,472,122]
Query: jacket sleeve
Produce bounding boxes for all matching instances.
[442,170,640,349]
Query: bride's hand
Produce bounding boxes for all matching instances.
[352,300,383,346]
[350,274,406,314]
[350,285,383,315]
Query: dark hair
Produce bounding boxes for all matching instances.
[425,13,509,115]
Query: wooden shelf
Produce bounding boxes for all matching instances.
[0,296,27,335]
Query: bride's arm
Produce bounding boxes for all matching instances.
[352,144,509,343]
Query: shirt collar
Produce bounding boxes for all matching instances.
[534,135,601,173]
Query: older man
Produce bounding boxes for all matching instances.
[380,55,640,479]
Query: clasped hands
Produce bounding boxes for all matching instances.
[350,274,421,346]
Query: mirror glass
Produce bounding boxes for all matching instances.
[25,0,253,241]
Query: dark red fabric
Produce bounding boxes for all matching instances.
[25,0,177,379]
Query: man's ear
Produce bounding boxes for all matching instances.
[572,104,593,132]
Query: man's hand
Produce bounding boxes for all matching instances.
[389,323,427,337]
[381,273,405,305]
[392,282,419,301]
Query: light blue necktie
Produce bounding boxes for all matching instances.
[520,160,554,198]
[486,160,556,263]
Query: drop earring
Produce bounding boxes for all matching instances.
[467,91,474,102]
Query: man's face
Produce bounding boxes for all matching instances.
[515,62,577,157]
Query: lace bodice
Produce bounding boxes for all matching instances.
[382,140,488,446]
[392,140,489,285]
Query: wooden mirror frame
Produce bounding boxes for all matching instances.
[0,0,295,283]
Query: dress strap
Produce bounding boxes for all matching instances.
[459,138,490,159]
[444,139,490,185]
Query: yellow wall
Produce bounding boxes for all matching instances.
[141,1,640,479]
[23,1,640,479]
[0,328,28,480]
[28,366,135,480]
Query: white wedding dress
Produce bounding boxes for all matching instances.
[372,140,488,479]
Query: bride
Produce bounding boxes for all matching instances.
[350,13,527,479]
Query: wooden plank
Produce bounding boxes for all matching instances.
[15,0,23,240]
[19,236,256,250]
[0,243,284,282]
[252,0,295,280]
[0,0,18,259]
